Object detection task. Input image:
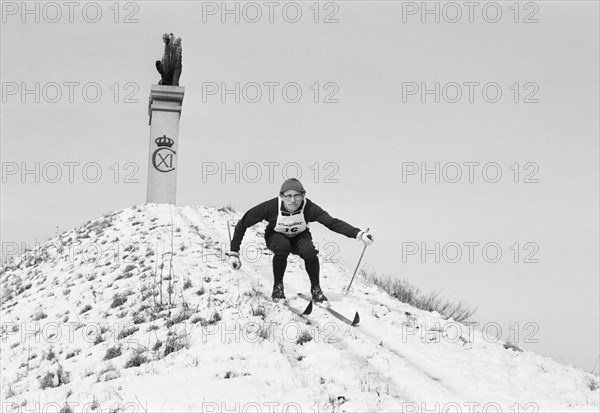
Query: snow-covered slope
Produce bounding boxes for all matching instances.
[1,204,598,412]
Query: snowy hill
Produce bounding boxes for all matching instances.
[1,204,598,412]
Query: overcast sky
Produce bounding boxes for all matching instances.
[1,1,598,373]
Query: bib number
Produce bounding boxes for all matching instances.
[274,218,307,237]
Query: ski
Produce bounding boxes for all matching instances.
[275,298,313,317]
[297,293,360,326]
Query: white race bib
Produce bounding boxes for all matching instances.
[274,199,308,237]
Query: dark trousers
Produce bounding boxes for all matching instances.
[266,231,320,287]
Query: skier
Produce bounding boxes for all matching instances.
[226,178,374,302]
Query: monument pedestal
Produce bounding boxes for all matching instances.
[146,85,185,204]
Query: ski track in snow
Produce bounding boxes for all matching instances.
[1,204,598,412]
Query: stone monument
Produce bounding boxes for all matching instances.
[147,33,184,204]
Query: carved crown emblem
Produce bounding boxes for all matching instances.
[155,135,174,148]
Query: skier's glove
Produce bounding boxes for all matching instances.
[356,230,374,246]
[226,251,242,270]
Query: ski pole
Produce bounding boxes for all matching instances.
[227,219,234,244]
[345,228,370,294]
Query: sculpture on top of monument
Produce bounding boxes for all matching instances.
[155,33,182,86]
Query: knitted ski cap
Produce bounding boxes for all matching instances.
[279,178,306,194]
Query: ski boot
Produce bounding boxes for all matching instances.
[272,282,286,302]
[311,285,328,303]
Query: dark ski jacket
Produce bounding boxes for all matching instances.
[230,197,360,253]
